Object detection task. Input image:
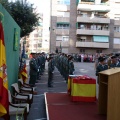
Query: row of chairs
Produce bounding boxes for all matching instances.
[8,79,36,120]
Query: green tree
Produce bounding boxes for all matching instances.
[0,0,11,13]
[0,0,40,37]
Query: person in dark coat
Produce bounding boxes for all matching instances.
[29,53,39,87]
[96,57,108,84]
[110,55,120,68]
[48,55,55,87]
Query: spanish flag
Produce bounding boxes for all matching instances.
[67,77,71,94]
[0,22,9,117]
[71,76,96,102]
[19,43,28,82]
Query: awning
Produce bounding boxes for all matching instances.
[93,36,109,42]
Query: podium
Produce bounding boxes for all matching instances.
[99,68,120,120]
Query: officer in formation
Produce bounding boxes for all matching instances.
[54,53,75,83]
[29,52,46,86]
[96,53,120,84]
[48,54,55,87]
[96,57,108,84]
[110,55,120,68]
[29,53,39,87]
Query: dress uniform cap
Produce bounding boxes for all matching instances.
[31,52,36,55]
[99,57,106,62]
[111,55,117,59]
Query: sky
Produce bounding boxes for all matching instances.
[9,0,44,13]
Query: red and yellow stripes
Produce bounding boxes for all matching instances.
[67,77,71,94]
[68,76,96,102]
[0,22,9,117]
[20,64,28,82]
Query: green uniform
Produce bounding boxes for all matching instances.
[96,63,108,83]
[48,58,55,87]
[29,58,38,86]
[110,62,120,68]
[69,60,75,75]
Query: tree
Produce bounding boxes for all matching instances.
[0,0,40,37]
[0,0,11,13]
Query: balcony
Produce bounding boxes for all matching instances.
[57,5,70,11]
[56,41,69,47]
[114,20,120,26]
[56,29,69,35]
[76,41,109,48]
[114,32,120,38]
[77,16,110,23]
[77,3,110,12]
[57,17,69,23]
[113,44,120,49]
[76,29,109,36]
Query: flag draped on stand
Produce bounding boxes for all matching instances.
[0,22,9,118]
[19,43,28,82]
[71,76,96,102]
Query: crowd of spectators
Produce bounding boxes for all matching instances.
[72,53,95,62]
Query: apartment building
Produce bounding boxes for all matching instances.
[50,0,120,54]
[110,0,120,53]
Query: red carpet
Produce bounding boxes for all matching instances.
[45,93,106,120]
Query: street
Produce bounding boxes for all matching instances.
[10,61,98,120]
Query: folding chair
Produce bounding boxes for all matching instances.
[11,83,33,107]
[18,79,36,94]
[8,90,29,120]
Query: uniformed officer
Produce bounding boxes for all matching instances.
[110,55,120,68]
[29,53,39,87]
[96,57,108,84]
[69,55,75,75]
[48,54,55,87]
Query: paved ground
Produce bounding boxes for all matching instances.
[1,61,98,120]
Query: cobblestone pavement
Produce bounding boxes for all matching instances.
[0,61,97,120]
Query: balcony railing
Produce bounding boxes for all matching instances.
[56,29,69,35]
[77,16,110,23]
[77,3,110,12]
[76,29,109,36]
[76,41,109,48]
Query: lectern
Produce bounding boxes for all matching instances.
[99,68,120,120]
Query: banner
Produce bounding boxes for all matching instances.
[0,22,9,117]
[19,43,28,82]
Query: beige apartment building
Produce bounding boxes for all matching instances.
[50,0,120,54]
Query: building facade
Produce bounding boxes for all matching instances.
[50,0,120,54]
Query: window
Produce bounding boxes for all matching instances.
[57,23,69,29]
[114,26,120,32]
[81,0,95,2]
[63,36,69,41]
[34,34,39,37]
[57,11,70,17]
[34,44,37,48]
[114,38,120,44]
[57,0,70,5]
[38,43,42,47]
[80,49,85,53]
[56,36,69,41]
[96,50,102,53]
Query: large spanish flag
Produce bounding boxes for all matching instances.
[71,76,96,102]
[0,22,9,117]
